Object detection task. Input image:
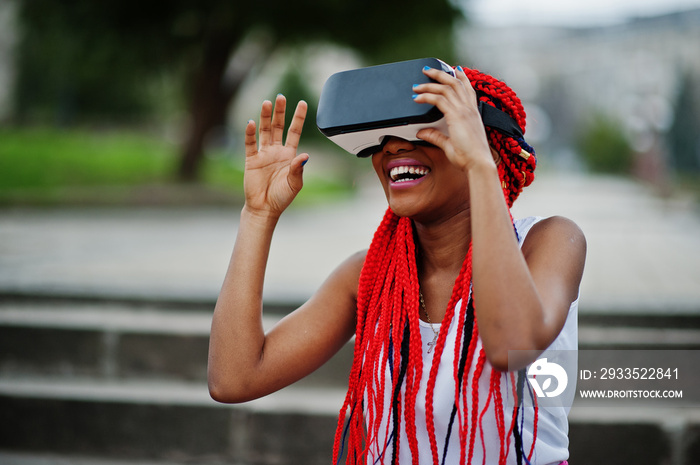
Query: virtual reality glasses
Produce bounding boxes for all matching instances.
[316,58,524,158]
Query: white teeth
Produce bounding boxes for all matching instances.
[389,165,430,182]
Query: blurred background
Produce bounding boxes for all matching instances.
[0,0,699,464]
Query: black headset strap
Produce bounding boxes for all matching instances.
[476,98,524,140]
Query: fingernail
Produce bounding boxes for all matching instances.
[457,66,464,72]
[423,66,431,71]
[412,94,418,100]
[412,84,419,89]
[301,158,309,167]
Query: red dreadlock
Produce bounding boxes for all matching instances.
[332,67,537,465]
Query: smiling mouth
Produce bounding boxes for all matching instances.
[389,165,431,183]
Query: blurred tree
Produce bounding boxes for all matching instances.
[275,60,323,144]
[667,71,700,173]
[15,0,462,181]
[575,113,634,174]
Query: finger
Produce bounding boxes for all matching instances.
[287,153,309,194]
[421,66,472,104]
[285,100,308,149]
[412,91,457,116]
[271,94,287,145]
[244,119,258,158]
[413,82,460,102]
[422,66,460,86]
[453,66,477,100]
[259,100,273,147]
[453,65,470,84]
[416,128,450,152]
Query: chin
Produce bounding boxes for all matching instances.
[386,196,427,219]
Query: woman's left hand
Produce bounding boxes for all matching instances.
[412,66,494,173]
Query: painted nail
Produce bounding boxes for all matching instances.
[423,66,431,71]
[412,94,418,100]
[457,66,464,72]
[301,158,309,167]
[412,84,419,89]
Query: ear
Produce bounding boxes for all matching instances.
[490,147,502,166]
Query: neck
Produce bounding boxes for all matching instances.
[413,208,471,277]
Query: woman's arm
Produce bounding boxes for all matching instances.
[209,230,361,403]
[413,67,586,371]
[208,95,359,403]
[467,163,586,370]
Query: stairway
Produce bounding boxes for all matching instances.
[1,294,699,465]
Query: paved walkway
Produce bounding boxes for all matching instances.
[1,172,699,315]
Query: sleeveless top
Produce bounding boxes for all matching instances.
[368,216,579,465]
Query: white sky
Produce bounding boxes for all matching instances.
[467,0,700,27]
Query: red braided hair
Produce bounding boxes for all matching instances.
[332,67,537,465]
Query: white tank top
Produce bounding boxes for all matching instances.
[368,216,578,465]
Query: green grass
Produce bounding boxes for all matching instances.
[0,127,173,184]
[0,127,352,207]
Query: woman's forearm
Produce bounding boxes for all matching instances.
[467,162,546,369]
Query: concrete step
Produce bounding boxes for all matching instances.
[2,298,699,387]
[1,376,699,465]
[578,325,700,349]
[0,299,353,388]
[0,451,210,465]
[0,376,344,465]
[3,297,700,463]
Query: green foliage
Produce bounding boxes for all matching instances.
[14,0,463,181]
[16,2,163,122]
[14,0,247,124]
[14,0,462,125]
[575,114,634,174]
[248,0,461,63]
[275,61,324,143]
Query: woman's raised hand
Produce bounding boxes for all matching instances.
[412,66,494,173]
[243,94,310,218]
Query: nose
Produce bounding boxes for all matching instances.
[379,137,415,155]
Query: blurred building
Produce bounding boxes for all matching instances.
[458,8,700,174]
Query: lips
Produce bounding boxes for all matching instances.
[386,159,431,186]
[389,165,430,182]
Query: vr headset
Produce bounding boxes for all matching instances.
[316,57,524,158]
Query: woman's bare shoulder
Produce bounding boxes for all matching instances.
[325,249,367,297]
[524,216,586,252]
[521,215,586,297]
